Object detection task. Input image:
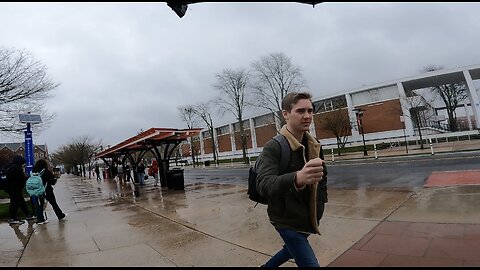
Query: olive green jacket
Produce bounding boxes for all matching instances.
[256,125,328,235]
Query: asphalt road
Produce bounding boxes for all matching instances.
[183,151,480,190]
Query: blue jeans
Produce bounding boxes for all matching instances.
[30,195,45,222]
[263,227,320,267]
[138,173,145,185]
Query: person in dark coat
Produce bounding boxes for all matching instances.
[4,155,34,225]
[257,92,328,267]
[95,165,101,181]
[32,159,67,221]
[124,164,132,182]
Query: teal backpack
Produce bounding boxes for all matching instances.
[26,169,46,197]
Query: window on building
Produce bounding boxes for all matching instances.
[370,89,380,102]
[216,125,229,135]
[377,85,400,100]
[331,95,348,109]
[352,84,399,106]
[313,100,327,113]
[202,130,212,138]
[254,114,274,127]
[324,100,333,111]
[233,120,249,131]
[313,95,347,113]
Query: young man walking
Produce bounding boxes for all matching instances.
[257,92,328,267]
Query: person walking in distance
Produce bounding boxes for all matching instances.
[124,164,132,183]
[117,163,125,186]
[33,159,68,221]
[149,160,159,187]
[257,92,328,267]
[137,161,146,186]
[95,165,101,181]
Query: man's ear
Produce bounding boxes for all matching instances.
[282,110,288,121]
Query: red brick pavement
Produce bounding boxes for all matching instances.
[328,221,480,266]
[329,170,480,267]
[424,170,480,187]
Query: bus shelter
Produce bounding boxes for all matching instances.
[95,127,201,194]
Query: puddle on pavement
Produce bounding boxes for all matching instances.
[0,220,36,250]
[325,187,414,219]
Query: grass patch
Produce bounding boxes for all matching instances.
[0,190,8,199]
[0,203,9,219]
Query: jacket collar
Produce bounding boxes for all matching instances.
[279,125,318,151]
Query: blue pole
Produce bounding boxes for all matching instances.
[24,123,34,175]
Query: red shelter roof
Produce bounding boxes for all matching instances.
[95,127,202,159]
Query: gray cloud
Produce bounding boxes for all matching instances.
[1,2,479,152]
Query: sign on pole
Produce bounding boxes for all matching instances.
[19,113,42,174]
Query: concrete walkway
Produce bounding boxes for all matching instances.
[1,173,479,266]
[1,138,479,267]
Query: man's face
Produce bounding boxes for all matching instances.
[283,99,314,133]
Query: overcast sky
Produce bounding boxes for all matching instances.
[1,2,480,153]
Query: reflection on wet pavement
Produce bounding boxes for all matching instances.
[1,173,479,266]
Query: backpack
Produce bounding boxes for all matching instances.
[0,166,10,190]
[26,169,46,197]
[247,134,290,206]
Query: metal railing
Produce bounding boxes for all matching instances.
[424,120,450,132]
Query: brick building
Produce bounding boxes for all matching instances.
[181,64,480,163]
[0,142,49,163]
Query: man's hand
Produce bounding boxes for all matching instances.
[295,158,325,187]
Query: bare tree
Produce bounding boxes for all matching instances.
[73,136,102,177]
[397,90,437,150]
[0,48,58,137]
[49,152,62,168]
[192,101,219,165]
[86,143,102,179]
[317,109,352,155]
[178,105,200,167]
[250,52,307,130]
[423,65,469,131]
[214,68,250,164]
[52,144,79,174]
[52,136,101,176]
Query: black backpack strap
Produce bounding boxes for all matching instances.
[253,153,262,173]
[273,134,290,174]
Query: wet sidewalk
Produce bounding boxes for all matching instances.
[1,170,480,267]
[329,185,480,266]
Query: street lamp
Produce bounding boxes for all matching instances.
[400,116,409,154]
[353,108,368,156]
[19,112,42,174]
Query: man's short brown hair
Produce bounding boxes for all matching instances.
[281,92,313,112]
